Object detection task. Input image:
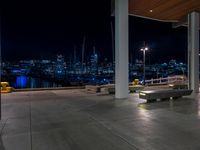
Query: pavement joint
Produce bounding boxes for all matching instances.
[88,113,140,150]
[0,119,8,136]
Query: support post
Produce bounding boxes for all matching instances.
[188,12,199,93]
[115,0,129,99]
[0,16,1,120]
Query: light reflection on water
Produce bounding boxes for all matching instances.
[11,76,62,89]
[16,76,27,88]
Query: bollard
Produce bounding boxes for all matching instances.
[1,82,13,93]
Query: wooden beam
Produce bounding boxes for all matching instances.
[172,16,187,28]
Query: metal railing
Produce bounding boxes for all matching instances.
[145,75,187,85]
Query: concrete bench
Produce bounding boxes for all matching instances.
[169,84,188,89]
[139,89,193,102]
[108,87,115,94]
[102,84,114,94]
[129,85,144,93]
[107,85,144,94]
[85,85,101,93]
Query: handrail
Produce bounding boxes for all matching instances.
[145,75,187,85]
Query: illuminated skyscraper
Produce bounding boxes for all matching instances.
[90,47,98,75]
[55,54,66,78]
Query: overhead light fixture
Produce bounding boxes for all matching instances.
[149,10,153,12]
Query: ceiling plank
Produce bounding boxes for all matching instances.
[129,0,200,22]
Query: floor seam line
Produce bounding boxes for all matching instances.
[88,113,140,150]
[29,98,33,150]
[0,119,8,136]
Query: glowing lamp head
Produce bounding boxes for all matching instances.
[140,47,148,51]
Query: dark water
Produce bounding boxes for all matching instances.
[9,76,64,89]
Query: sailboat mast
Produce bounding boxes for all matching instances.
[74,45,76,63]
[81,36,86,73]
[111,21,114,65]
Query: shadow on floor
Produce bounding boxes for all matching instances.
[138,98,195,111]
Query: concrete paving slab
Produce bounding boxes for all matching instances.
[32,123,137,150]
[1,89,200,150]
[1,117,30,136]
[31,112,93,133]
[2,102,30,119]
[1,133,31,150]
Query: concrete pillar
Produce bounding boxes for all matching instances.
[188,12,199,93]
[0,16,1,120]
[115,0,129,99]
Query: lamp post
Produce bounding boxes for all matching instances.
[140,47,148,85]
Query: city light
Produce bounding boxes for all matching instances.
[2,53,187,89]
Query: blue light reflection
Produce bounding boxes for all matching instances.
[16,76,28,88]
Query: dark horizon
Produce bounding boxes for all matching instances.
[2,0,190,63]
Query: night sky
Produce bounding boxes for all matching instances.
[2,0,188,63]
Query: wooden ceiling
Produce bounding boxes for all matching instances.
[129,0,200,22]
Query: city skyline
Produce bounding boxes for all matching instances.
[2,52,187,89]
[2,0,189,63]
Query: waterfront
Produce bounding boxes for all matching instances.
[1,57,188,89]
[7,76,64,89]
[2,75,113,89]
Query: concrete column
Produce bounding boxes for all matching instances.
[115,0,129,99]
[188,12,199,93]
[0,16,1,120]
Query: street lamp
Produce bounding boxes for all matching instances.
[140,47,148,85]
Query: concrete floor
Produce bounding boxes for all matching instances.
[1,89,200,150]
